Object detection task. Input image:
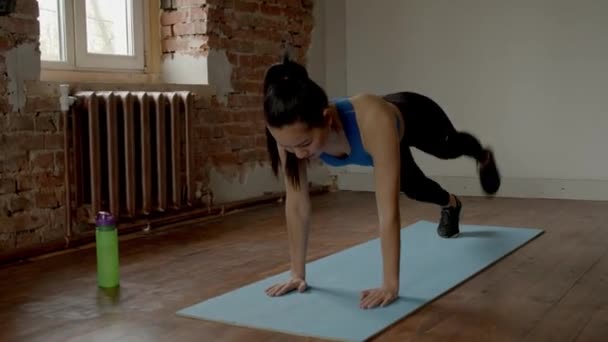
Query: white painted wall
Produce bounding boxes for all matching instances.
[334,0,608,200]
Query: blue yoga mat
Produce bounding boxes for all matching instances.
[177,220,543,341]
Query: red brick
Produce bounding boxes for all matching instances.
[0,17,39,36]
[212,152,239,165]
[229,137,245,151]
[1,134,44,152]
[7,113,34,131]
[239,149,258,163]
[2,153,29,173]
[161,25,173,38]
[261,4,283,16]
[15,229,42,247]
[231,110,259,122]
[174,0,205,7]
[230,136,255,150]
[35,191,59,209]
[163,0,314,175]
[227,94,262,108]
[255,54,279,65]
[36,172,64,188]
[209,139,231,153]
[190,7,207,20]
[24,81,60,97]
[224,123,255,136]
[0,236,15,252]
[16,175,35,192]
[30,151,55,172]
[293,34,310,48]
[1,201,9,219]
[238,55,255,67]
[173,22,207,35]
[227,39,255,53]
[0,99,10,113]
[9,194,31,213]
[232,80,262,93]
[223,52,237,65]
[255,40,283,55]
[161,10,188,25]
[55,189,65,207]
[207,7,226,20]
[255,135,267,148]
[301,0,313,9]
[1,209,47,234]
[219,110,235,123]
[283,0,302,8]
[0,180,15,195]
[45,209,66,241]
[162,37,188,52]
[205,0,226,6]
[238,29,282,43]
[256,16,287,30]
[186,35,209,50]
[234,67,265,81]
[15,0,39,17]
[212,127,224,138]
[282,7,306,19]
[0,36,12,51]
[25,96,60,112]
[35,113,58,132]
[232,12,257,27]
[256,149,268,161]
[54,151,64,171]
[44,133,64,149]
[235,1,259,12]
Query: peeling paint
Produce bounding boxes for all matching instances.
[5,43,40,112]
[208,162,331,204]
[161,53,208,85]
[206,50,233,105]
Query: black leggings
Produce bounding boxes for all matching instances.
[383,92,485,207]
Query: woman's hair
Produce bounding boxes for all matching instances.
[263,53,329,189]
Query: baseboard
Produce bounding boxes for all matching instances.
[336,171,608,201]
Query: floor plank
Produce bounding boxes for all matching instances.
[1,191,607,342]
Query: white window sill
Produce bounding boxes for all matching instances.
[39,69,216,96]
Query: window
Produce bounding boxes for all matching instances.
[38,0,145,71]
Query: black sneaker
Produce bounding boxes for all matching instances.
[478,149,500,195]
[437,196,462,238]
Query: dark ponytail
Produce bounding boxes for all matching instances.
[263,52,328,189]
[265,126,302,188]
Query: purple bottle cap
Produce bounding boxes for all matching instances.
[96,211,116,226]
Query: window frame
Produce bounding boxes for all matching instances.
[40,0,147,72]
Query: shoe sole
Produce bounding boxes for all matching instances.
[438,202,462,239]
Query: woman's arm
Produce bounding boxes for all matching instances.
[266,146,311,296]
[357,94,403,307]
[280,146,312,280]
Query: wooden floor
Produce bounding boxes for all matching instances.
[1,191,607,342]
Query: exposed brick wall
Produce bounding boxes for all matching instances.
[0,0,66,253]
[161,0,314,173]
[1,0,316,260]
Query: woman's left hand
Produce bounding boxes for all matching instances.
[360,286,399,309]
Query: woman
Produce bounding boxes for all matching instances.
[262,55,500,310]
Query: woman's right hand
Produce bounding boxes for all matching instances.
[265,277,308,297]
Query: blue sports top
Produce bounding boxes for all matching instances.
[319,97,399,167]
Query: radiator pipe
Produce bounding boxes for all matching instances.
[59,84,77,247]
[0,185,330,265]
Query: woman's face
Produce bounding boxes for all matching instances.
[268,121,330,160]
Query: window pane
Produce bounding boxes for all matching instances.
[38,0,63,61]
[85,0,132,56]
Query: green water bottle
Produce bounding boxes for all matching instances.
[95,211,120,288]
